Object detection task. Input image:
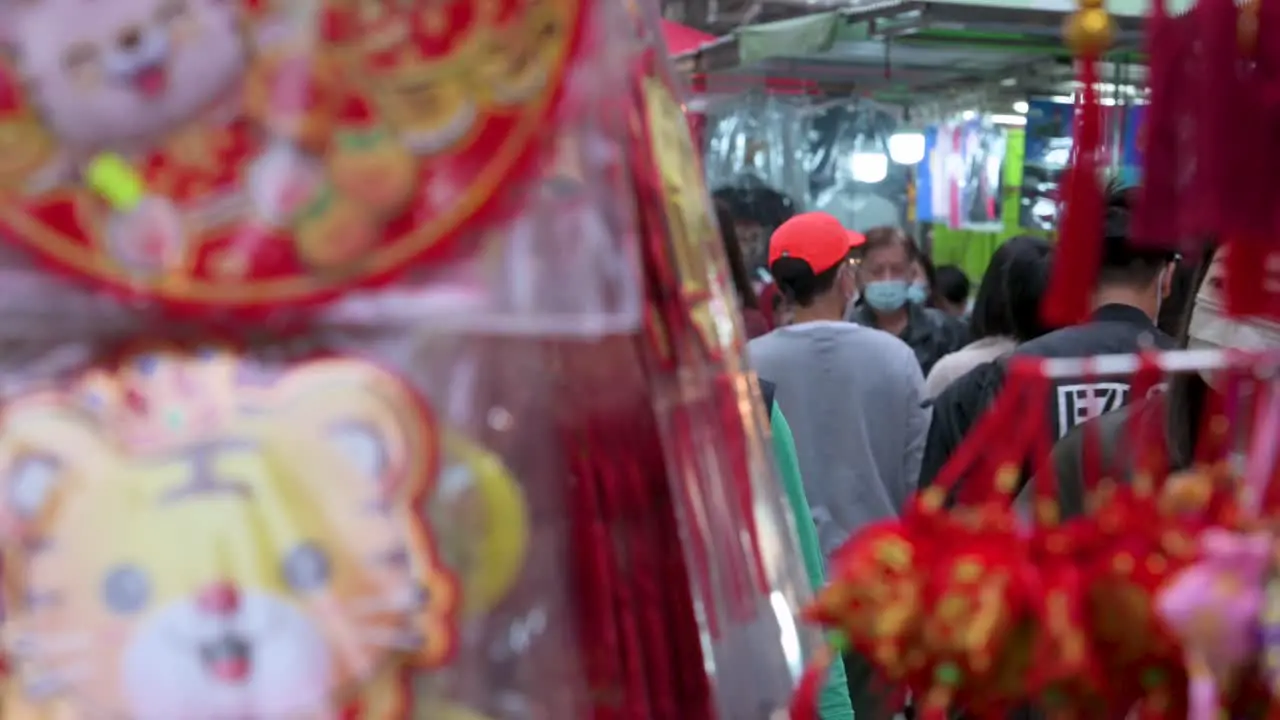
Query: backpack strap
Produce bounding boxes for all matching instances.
[758,378,777,423]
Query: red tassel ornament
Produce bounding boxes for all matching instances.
[1043,0,1113,327]
[1077,357,1218,719]
[796,348,1280,718]
[1019,367,1108,716]
[801,369,1047,720]
[1132,0,1186,249]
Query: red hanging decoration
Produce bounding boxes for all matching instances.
[1132,0,1182,248]
[1042,0,1114,328]
[792,352,1280,719]
[794,367,1047,720]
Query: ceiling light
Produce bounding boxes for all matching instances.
[887,132,926,165]
[849,152,889,184]
[1013,100,1029,114]
[961,110,976,121]
[989,114,1027,126]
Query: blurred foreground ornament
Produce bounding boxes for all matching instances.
[1042,0,1111,327]
[0,0,588,315]
[792,350,1280,719]
[0,345,461,717]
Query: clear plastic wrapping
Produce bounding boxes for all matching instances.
[0,0,817,717]
[702,91,814,206]
[701,90,908,234]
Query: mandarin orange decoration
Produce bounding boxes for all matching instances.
[0,62,54,190]
[295,193,384,270]
[326,129,419,218]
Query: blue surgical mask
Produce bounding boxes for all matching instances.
[906,281,928,305]
[863,280,909,312]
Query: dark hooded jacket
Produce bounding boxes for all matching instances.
[919,304,1176,494]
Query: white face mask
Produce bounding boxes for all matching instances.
[1187,292,1280,386]
[1187,297,1280,351]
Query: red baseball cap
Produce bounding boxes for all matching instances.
[768,212,855,274]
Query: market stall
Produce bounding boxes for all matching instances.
[674,0,1149,279]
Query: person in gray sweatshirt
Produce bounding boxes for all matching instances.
[746,211,929,719]
[747,212,928,554]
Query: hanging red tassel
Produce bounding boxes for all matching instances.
[1189,0,1240,238]
[1043,0,1113,328]
[1132,0,1182,247]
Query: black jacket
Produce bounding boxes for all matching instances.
[919,304,1176,491]
[850,302,969,376]
[1048,400,1153,519]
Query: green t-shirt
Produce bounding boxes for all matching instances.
[771,405,855,720]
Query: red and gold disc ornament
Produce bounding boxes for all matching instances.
[0,0,587,314]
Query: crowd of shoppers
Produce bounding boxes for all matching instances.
[713,178,1247,720]
[921,187,1179,492]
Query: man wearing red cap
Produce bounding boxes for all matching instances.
[745,212,929,719]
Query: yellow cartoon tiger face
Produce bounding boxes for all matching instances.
[0,349,458,719]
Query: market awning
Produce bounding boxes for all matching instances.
[662,19,718,55]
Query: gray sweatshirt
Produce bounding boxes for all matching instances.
[747,320,929,558]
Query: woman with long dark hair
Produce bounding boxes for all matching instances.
[924,236,1053,398]
[715,202,771,338]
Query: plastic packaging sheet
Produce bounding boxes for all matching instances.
[0,0,816,717]
[807,103,910,233]
[701,90,815,209]
[701,89,908,236]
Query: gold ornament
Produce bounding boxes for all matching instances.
[1063,5,1115,58]
[0,115,56,190]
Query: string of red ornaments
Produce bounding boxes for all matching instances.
[790,353,1280,720]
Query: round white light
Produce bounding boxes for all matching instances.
[1013,100,1030,114]
[961,110,976,121]
[849,152,889,184]
[887,132,926,165]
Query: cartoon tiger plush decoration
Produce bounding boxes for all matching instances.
[0,346,461,719]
